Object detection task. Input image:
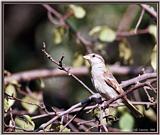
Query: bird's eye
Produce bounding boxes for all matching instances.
[92,54,95,57]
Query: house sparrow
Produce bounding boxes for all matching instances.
[83,53,143,118]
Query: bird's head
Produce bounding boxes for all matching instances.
[83,53,105,66]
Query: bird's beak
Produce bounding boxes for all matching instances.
[83,55,90,60]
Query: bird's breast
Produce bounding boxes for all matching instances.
[91,70,119,100]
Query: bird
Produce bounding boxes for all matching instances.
[83,53,143,118]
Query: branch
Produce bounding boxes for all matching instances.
[4,67,88,84]
[33,77,157,130]
[41,42,94,95]
[140,4,157,21]
[103,79,157,109]
[134,9,145,33]
[42,4,92,53]
[121,72,157,87]
[4,65,154,85]
[35,102,83,132]
[31,100,156,121]
[117,28,149,38]
[117,5,139,32]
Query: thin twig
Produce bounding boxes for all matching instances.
[143,86,155,103]
[42,4,92,53]
[117,28,149,38]
[4,123,34,132]
[103,79,157,109]
[42,4,62,19]
[31,100,156,121]
[60,114,77,132]
[140,4,157,20]
[4,66,154,85]
[4,93,42,109]
[41,42,94,95]
[36,102,82,131]
[121,72,157,87]
[134,9,145,33]
[60,101,91,132]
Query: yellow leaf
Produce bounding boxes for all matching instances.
[69,5,86,19]
[89,26,102,36]
[99,26,116,42]
[148,25,157,39]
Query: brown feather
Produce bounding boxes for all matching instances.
[103,71,124,94]
[103,71,143,118]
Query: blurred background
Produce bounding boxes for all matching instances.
[4,3,157,132]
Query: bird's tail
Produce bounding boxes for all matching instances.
[123,98,143,118]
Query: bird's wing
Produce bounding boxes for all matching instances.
[103,71,124,94]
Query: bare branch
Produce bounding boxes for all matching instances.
[4,67,88,84]
[117,28,149,38]
[41,42,94,95]
[134,9,145,33]
[140,4,157,20]
[36,102,82,132]
[42,4,92,53]
[121,72,157,87]
[103,79,157,109]
[4,65,154,85]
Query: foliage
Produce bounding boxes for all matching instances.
[4,3,157,133]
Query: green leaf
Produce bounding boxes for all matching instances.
[4,84,17,112]
[15,115,35,131]
[21,93,41,113]
[151,45,157,71]
[69,5,86,19]
[119,113,134,131]
[148,25,157,39]
[99,26,116,42]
